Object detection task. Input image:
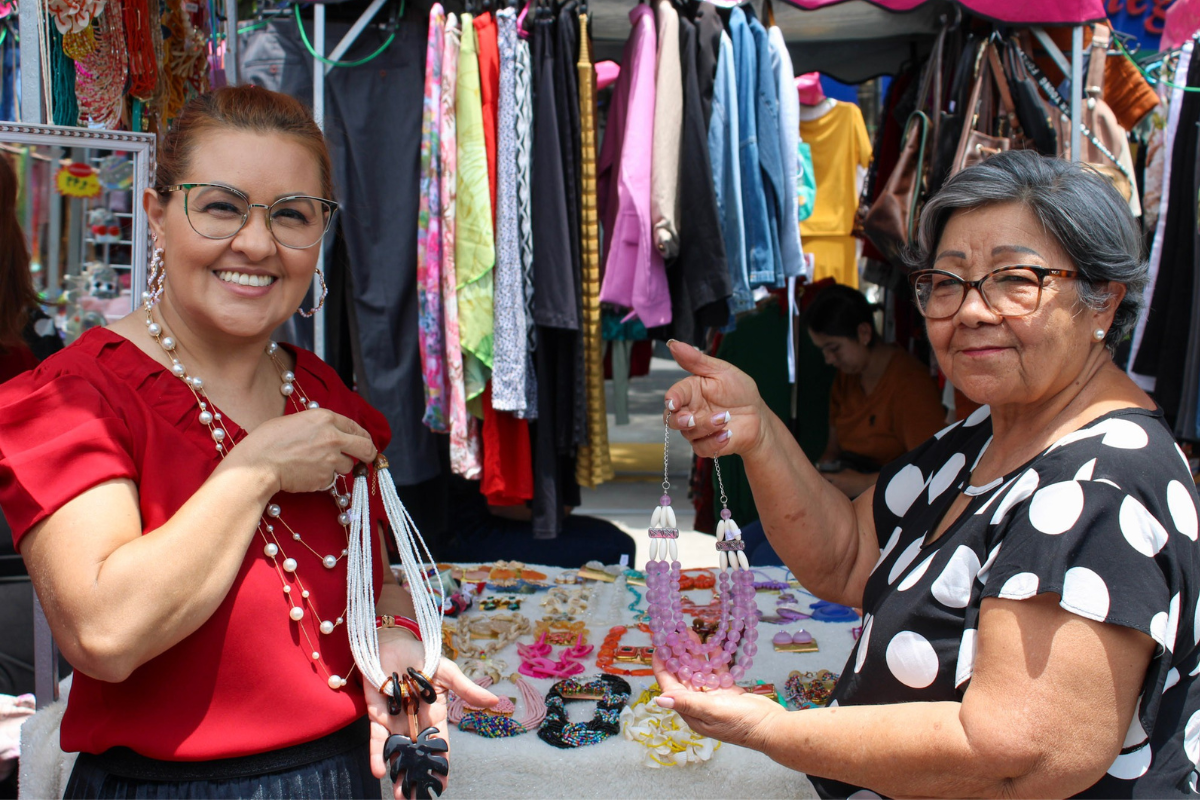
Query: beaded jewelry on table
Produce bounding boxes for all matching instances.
[448,673,546,738]
[621,685,722,767]
[537,674,632,749]
[645,411,759,691]
[784,669,839,710]
[596,624,655,677]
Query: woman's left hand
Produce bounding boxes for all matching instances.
[652,654,787,750]
[365,630,498,799]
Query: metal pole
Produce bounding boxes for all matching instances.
[1070,25,1083,162]
[312,5,326,360]
[224,0,239,86]
[18,0,43,123]
[32,593,58,708]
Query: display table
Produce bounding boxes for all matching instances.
[19,565,857,799]
[403,563,856,799]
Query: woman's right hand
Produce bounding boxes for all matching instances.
[663,340,771,460]
[223,408,378,495]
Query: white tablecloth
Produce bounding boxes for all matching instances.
[20,565,858,799]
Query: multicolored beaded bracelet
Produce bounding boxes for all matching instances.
[537,674,632,749]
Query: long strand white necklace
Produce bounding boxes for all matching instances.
[143,307,355,690]
[345,460,444,691]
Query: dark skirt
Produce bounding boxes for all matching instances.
[63,716,380,800]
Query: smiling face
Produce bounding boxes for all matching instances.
[926,201,1122,409]
[145,128,324,345]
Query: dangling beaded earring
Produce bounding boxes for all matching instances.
[299,267,328,319]
[144,235,166,310]
[646,410,758,692]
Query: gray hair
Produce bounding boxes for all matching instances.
[905,150,1147,353]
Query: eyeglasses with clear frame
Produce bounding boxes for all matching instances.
[908,265,1082,320]
[164,183,339,250]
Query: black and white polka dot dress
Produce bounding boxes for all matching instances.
[810,406,1200,799]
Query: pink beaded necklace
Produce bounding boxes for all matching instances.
[645,411,759,691]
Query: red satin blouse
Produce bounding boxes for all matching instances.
[0,327,392,760]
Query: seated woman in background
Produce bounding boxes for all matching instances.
[807,284,946,499]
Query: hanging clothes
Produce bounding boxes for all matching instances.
[1130,41,1193,392]
[709,31,751,315]
[726,7,774,288]
[475,13,501,217]
[514,34,539,418]
[748,12,785,286]
[418,5,449,434]
[800,99,872,287]
[456,16,497,403]
[654,9,731,345]
[651,0,683,260]
[690,0,724,128]
[575,6,615,489]
[1131,50,1200,433]
[531,10,582,538]
[768,23,802,280]
[597,4,671,329]
[555,2,587,452]
[491,7,529,414]
[479,7,535,507]
[440,14,484,479]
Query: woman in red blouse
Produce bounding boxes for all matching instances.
[0,87,494,799]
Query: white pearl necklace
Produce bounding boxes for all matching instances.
[143,307,354,691]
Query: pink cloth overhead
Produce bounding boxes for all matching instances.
[776,0,1104,25]
[1163,0,1200,51]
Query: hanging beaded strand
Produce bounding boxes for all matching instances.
[645,411,759,691]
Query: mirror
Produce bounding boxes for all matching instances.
[0,122,155,344]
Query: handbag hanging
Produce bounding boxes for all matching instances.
[948,38,1030,178]
[1011,30,1136,202]
[1004,36,1057,156]
[861,26,946,265]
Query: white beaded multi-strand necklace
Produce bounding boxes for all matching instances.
[143,306,356,691]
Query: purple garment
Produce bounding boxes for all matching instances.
[597,5,670,329]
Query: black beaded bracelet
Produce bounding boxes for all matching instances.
[536,674,632,749]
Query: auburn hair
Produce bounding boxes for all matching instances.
[0,153,37,353]
[155,85,335,200]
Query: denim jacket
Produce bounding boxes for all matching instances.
[749,14,785,286]
[709,31,753,314]
[728,7,774,287]
[769,25,803,279]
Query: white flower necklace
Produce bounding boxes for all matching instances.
[143,307,355,691]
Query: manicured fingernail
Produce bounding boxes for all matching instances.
[666,339,679,348]
[682,415,696,428]
[717,430,731,442]
[666,398,676,411]
[655,696,676,709]
[711,411,731,426]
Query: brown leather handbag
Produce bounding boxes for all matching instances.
[862,27,946,264]
[949,39,1029,177]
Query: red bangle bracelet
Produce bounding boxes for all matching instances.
[376,615,423,641]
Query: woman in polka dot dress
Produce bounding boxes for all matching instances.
[653,150,1200,798]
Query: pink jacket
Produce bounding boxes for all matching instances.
[597,5,670,328]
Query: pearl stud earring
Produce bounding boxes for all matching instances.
[1094,329,1106,341]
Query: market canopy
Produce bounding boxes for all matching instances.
[589,0,1107,82]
